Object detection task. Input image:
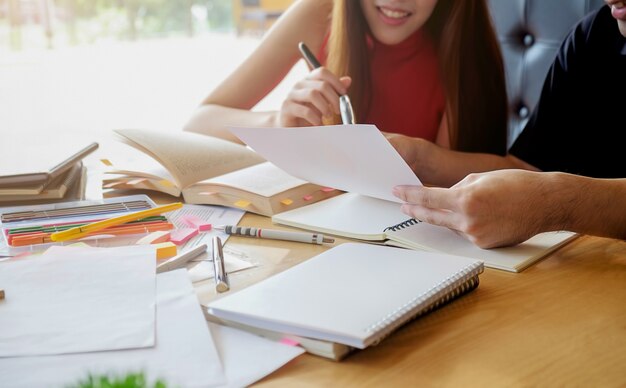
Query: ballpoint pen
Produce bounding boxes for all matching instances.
[212,236,229,293]
[216,225,335,245]
[156,243,207,274]
[50,202,182,242]
[298,41,356,125]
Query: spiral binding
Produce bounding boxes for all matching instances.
[383,218,421,232]
[364,262,483,346]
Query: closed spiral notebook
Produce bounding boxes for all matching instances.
[207,243,483,355]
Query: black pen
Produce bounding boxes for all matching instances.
[297,42,356,125]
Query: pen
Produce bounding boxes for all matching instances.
[297,41,356,125]
[216,225,335,245]
[157,243,207,274]
[212,236,229,293]
[50,202,182,242]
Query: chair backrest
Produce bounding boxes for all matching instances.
[487,0,605,147]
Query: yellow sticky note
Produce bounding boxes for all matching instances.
[280,198,293,206]
[100,159,113,166]
[234,200,251,208]
[155,242,177,260]
[159,180,175,188]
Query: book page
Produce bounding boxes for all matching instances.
[386,224,578,272]
[230,124,421,203]
[272,193,408,241]
[198,162,308,197]
[114,129,265,188]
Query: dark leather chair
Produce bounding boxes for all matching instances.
[488,0,605,147]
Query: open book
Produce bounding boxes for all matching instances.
[207,243,483,360]
[102,129,342,216]
[231,125,578,273]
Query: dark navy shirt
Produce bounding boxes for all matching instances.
[509,6,626,178]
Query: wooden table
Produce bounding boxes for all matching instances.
[192,212,626,387]
[86,140,625,387]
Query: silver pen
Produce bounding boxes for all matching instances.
[212,236,229,293]
[298,42,356,125]
[216,225,335,245]
[340,95,356,125]
[156,244,207,274]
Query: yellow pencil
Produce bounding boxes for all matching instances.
[50,202,183,242]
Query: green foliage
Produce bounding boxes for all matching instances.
[69,372,168,388]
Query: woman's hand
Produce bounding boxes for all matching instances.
[279,68,351,127]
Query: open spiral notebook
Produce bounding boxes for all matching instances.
[207,243,483,360]
[272,193,578,273]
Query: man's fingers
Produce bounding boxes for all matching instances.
[399,204,461,231]
[393,185,458,211]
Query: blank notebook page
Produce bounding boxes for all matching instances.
[208,243,483,349]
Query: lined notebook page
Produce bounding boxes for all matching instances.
[208,243,483,349]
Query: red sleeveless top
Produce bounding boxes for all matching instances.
[321,29,445,140]
[365,29,445,140]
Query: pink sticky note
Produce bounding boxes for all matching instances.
[169,228,199,245]
[180,215,212,231]
[302,194,314,201]
[279,338,300,347]
[320,187,335,192]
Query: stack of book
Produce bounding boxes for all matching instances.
[0,143,98,205]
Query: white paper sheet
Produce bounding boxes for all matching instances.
[187,256,255,283]
[0,270,226,388]
[0,245,156,357]
[209,323,304,388]
[230,124,422,203]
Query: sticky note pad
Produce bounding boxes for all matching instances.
[279,338,300,347]
[136,231,171,245]
[234,200,251,208]
[180,215,212,231]
[170,228,199,245]
[155,242,177,260]
[302,194,314,201]
[280,199,293,206]
[321,187,336,192]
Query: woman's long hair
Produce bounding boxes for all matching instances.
[326,0,508,155]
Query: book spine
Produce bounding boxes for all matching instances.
[365,262,484,346]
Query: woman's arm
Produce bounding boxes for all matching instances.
[183,0,334,143]
[386,133,538,187]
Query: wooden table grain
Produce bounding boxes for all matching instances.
[191,212,626,387]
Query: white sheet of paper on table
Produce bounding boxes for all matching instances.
[0,270,226,388]
[0,244,156,357]
[208,322,304,388]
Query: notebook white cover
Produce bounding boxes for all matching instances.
[207,243,483,349]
